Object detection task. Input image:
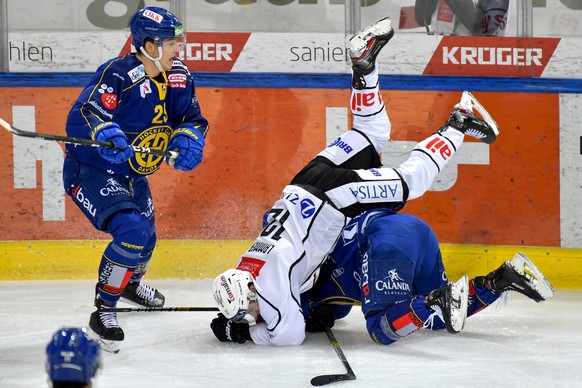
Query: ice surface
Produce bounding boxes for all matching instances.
[1,280,580,388]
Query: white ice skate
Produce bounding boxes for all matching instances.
[425,275,469,334]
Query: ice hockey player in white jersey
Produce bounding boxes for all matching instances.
[211,16,499,346]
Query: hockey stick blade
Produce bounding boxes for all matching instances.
[311,328,356,386]
[311,372,356,386]
[459,91,500,136]
[0,117,178,160]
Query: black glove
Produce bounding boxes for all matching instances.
[210,313,252,344]
[305,304,336,333]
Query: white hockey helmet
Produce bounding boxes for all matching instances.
[213,269,257,325]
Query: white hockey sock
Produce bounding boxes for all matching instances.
[350,63,390,152]
[396,127,465,200]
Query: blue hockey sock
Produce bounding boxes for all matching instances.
[366,296,438,345]
[129,233,156,283]
[97,210,152,305]
[468,277,500,317]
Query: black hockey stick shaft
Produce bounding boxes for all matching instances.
[103,306,219,313]
[310,328,356,386]
[0,117,177,159]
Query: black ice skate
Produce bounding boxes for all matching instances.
[89,297,124,353]
[348,16,394,89]
[475,252,555,303]
[424,275,469,334]
[120,282,165,308]
[439,91,500,144]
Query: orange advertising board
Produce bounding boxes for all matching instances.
[0,87,560,246]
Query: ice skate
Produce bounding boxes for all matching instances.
[348,16,394,88]
[424,275,469,334]
[440,91,499,144]
[89,297,124,353]
[120,281,165,308]
[476,252,555,302]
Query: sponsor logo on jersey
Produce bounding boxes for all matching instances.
[237,257,265,278]
[127,65,146,83]
[72,185,96,217]
[99,178,131,197]
[128,125,172,175]
[140,79,152,98]
[141,197,154,219]
[248,241,275,255]
[112,72,125,81]
[101,93,117,110]
[425,136,452,161]
[369,168,382,177]
[97,84,113,94]
[350,183,401,201]
[375,269,411,294]
[424,36,560,77]
[300,198,316,219]
[328,137,353,153]
[88,100,113,119]
[168,73,188,88]
[350,89,382,113]
[280,190,299,204]
[360,252,371,303]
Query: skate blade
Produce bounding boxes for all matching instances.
[348,17,393,51]
[512,252,555,301]
[96,337,121,354]
[449,275,469,333]
[87,327,121,354]
[460,91,500,136]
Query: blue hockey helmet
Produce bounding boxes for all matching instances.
[130,6,185,49]
[46,327,101,384]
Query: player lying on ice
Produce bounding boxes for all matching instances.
[300,210,554,344]
[210,16,503,346]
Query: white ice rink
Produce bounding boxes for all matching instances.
[1,279,580,388]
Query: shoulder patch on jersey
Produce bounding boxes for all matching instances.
[101,93,118,109]
[172,59,189,71]
[237,257,266,278]
[127,64,146,83]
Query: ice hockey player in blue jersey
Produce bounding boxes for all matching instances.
[62,6,209,352]
[46,327,101,387]
[301,209,555,344]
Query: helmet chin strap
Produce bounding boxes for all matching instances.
[242,313,257,327]
[139,45,165,73]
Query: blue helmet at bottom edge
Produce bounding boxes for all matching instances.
[46,327,101,384]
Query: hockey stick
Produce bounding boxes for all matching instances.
[0,117,178,161]
[310,328,356,386]
[103,306,219,313]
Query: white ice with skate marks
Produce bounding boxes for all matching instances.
[0,279,580,387]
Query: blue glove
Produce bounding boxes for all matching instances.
[167,125,205,171]
[91,122,133,164]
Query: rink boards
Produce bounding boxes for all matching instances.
[1,239,580,289]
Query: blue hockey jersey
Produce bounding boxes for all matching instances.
[302,208,446,318]
[65,53,208,177]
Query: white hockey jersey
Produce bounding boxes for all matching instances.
[235,185,347,346]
